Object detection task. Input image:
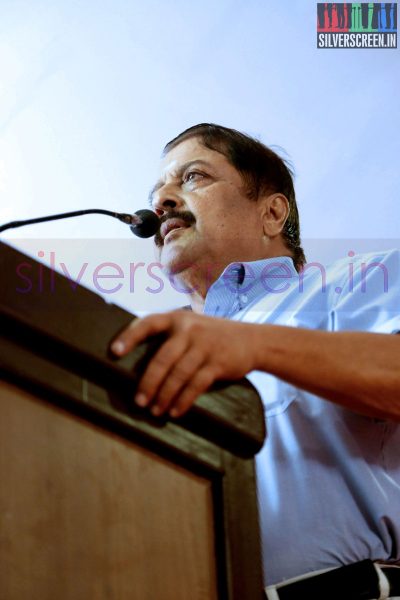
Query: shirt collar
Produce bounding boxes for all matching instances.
[204,256,298,317]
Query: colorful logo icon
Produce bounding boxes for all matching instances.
[317,3,397,48]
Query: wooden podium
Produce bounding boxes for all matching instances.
[0,241,266,600]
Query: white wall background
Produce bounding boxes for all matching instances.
[1,0,399,312]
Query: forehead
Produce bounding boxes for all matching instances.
[159,137,228,176]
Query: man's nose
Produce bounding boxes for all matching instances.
[152,184,185,216]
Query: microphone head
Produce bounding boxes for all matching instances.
[130,209,160,238]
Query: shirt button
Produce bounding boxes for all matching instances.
[239,294,248,304]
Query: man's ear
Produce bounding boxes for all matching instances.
[260,193,290,237]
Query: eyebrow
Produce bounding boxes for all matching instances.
[148,159,213,205]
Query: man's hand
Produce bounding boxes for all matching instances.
[110,311,259,418]
[111,310,400,422]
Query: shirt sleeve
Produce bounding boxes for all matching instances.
[330,249,400,334]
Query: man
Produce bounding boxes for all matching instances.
[111,124,400,598]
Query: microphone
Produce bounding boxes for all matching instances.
[0,208,160,238]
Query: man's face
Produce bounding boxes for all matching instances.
[150,137,267,278]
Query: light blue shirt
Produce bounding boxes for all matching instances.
[203,250,400,585]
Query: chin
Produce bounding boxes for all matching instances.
[159,246,199,277]
[162,258,191,277]
[156,245,180,274]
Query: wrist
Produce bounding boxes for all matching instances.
[247,323,274,372]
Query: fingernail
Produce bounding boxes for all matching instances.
[169,408,179,418]
[151,406,161,416]
[111,340,125,354]
[135,392,148,407]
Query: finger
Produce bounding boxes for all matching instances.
[110,313,171,355]
[168,366,217,418]
[134,335,188,408]
[151,349,205,416]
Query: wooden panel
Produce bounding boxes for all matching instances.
[0,380,218,600]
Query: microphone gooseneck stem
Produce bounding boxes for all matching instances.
[0,209,143,233]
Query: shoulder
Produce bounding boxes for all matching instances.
[296,249,400,297]
[326,248,399,269]
[324,248,400,285]
[326,249,400,333]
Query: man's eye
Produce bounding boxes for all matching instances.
[184,171,204,183]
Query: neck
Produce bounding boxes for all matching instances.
[190,293,206,314]
[171,261,228,314]
[172,243,295,313]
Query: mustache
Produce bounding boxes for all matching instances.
[154,210,196,247]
